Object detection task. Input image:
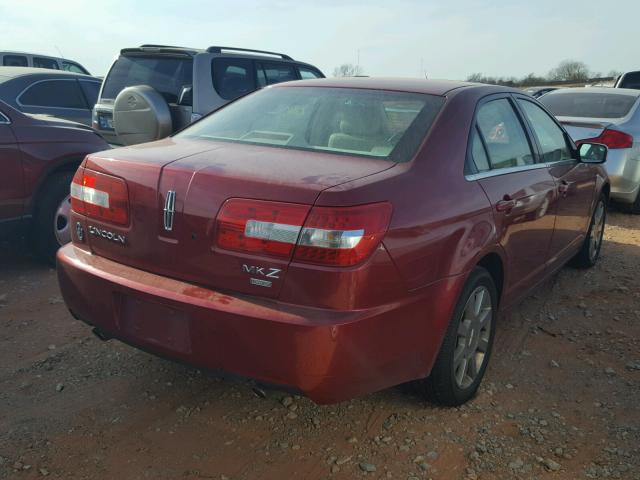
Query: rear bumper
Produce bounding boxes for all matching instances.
[604,149,640,203]
[56,244,463,403]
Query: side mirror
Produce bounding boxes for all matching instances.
[578,142,608,164]
[177,85,193,106]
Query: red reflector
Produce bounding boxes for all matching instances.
[70,167,129,225]
[293,202,393,266]
[577,128,633,149]
[216,199,310,258]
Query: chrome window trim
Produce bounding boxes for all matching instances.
[465,162,548,181]
[0,111,10,124]
[16,78,91,111]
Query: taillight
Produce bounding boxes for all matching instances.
[216,199,310,258]
[215,199,392,267]
[70,167,129,225]
[293,203,393,266]
[577,129,633,149]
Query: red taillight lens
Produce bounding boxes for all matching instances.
[215,199,393,266]
[70,167,129,225]
[293,203,393,266]
[216,199,310,258]
[578,129,633,149]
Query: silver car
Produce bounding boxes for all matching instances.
[540,87,640,213]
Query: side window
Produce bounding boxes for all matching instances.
[79,81,101,108]
[212,58,256,101]
[298,66,323,80]
[3,55,28,67]
[257,62,298,86]
[33,57,59,70]
[517,100,573,163]
[19,80,87,109]
[476,99,534,170]
[471,127,490,172]
[62,61,88,75]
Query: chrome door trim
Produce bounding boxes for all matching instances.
[465,163,549,181]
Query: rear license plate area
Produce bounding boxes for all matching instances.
[120,296,192,354]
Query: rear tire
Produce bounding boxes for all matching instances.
[31,171,74,264]
[419,267,497,406]
[571,195,606,268]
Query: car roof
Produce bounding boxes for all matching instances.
[0,50,59,59]
[544,86,640,98]
[0,67,98,83]
[270,77,505,96]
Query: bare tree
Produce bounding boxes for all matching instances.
[548,60,590,82]
[332,63,364,77]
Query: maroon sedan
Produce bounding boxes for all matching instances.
[56,78,609,405]
[0,100,109,262]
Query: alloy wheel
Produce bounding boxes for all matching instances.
[453,286,493,389]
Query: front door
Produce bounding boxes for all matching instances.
[467,96,557,304]
[515,98,595,267]
[0,110,24,224]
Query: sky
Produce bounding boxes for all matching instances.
[1,0,639,79]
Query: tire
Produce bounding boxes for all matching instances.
[419,267,497,406]
[571,195,607,268]
[31,171,74,264]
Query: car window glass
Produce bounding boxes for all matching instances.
[540,92,637,119]
[178,86,444,163]
[476,99,534,170]
[62,61,88,75]
[79,81,101,108]
[212,58,256,101]
[33,57,59,69]
[19,80,87,109]
[471,127,490,172]
[3,55,28,67]
[298,67,322,80]
[619,72,640,89]
[259,62,297,85]
[102,55,193,103]
[518,100,572,163]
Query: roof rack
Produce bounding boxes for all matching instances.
[206,46,292,61]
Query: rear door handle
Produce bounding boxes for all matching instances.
[496,196,516,213]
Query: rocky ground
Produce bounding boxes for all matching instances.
[0,209,639,480]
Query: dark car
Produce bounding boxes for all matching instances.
[0,67,102,126]
[93,45,324,146]
[0,100,110,261]
[57,78,609,406]
[615,71,640,90]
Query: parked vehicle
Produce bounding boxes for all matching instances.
[614,71,640,90]
[0,99,110,261]
[93,45,324,146]
[1,51,91,75]
[540,87,640,213]
[0,67,102,126]
[57,78,609,406]
[523,86,559,98]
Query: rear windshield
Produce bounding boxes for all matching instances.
[618,72,640,89]
[101,55,193,103]
[540,92,638,119]
[177,87,444,162]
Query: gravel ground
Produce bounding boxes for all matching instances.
[1,209,639,480]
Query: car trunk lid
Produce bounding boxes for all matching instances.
[82,140,394,298]
[557,116,614,142]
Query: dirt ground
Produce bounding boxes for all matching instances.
[1,209,639,480]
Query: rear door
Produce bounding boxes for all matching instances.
[0,109,24,222]
[468,95,557,302]
[17,79,91,125]
[516,97,595,266]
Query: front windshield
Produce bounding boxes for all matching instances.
[177,86,444,162]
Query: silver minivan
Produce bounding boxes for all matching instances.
[92,45,324,146]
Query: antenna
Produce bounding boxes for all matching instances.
[54,45,65,59]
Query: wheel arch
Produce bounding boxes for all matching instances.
[476,252,505,306]
[26,156,84,217]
